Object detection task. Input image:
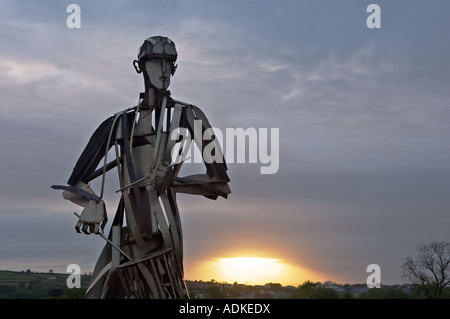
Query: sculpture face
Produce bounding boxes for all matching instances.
[144,59,173,90]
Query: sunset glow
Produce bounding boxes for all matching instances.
[217,257,285,284]
[186,254,323,286]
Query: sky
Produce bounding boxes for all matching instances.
[1,0,450,286]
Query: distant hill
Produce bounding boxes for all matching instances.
[0,270,428,299]
[0,270,91,299]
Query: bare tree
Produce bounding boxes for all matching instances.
[401,241,450,298]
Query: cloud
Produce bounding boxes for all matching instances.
[0,58,66,85]
[1,1,450,286]
[0,209,104,273]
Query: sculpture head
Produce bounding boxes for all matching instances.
[134,36,177,90]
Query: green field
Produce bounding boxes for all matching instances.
[0,270,91,299]
[0,270,67,284]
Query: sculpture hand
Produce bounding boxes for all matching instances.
[75,199,108,234]
[149,162,173,191]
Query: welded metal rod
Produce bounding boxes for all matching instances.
[73,212,133,261]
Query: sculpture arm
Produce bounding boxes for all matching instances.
[68,115,117,185]
[51,113,125,234]
[183,104,229,181]
[171,103,230,199]
[172,174,230,199]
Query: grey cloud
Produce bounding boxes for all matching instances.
[0,209,104,273]
[1,0,450,285]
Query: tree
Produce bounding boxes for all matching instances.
[292,281,339,299]
[60,288,86,299]
[313,287,340,299]
[265,283,282,291]
[205,285,225,298]
[401,241,450,299]
[294,280,318,299]
[359,286,409,299]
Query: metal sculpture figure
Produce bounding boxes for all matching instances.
[52,36,230,299]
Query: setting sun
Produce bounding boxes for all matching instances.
[216,257,285,284]
[186,253,323,286]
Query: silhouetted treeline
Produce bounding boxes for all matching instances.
[2,270,450,299]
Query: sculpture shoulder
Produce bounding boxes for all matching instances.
[170,97,210,122]
[112,105,138,118]
[170,97,197,107]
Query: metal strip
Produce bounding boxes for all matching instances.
[148,259,164,298]
[100,112,122,199]
[173,177,229,198]
[165,103,183,163]
[121,111,152,238]
[160,192,182,265]
[168,189,183,263]
[148,190,173,249]
[86,261,112,295]
[137,262,160,298]
[50,185,101,201]
[122,191,146,247]
[151,95,168,171]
